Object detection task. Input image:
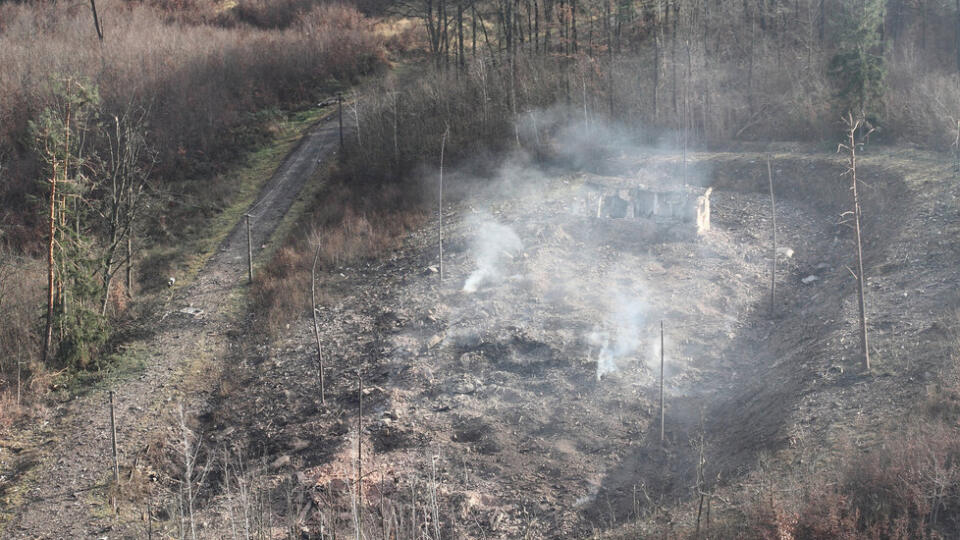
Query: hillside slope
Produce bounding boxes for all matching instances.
[0,114,340,538]
[189,148,960,538]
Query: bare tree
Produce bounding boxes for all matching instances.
[98,108,154,315]
[838,112,873,371]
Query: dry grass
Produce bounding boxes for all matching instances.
[667,378,960,539]
[0,0,388,407]
[0,257,45,425]
[0,0,387,243]
[252,177,425,336]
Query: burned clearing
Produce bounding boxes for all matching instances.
[7,0,960,536]
[176,150,959,538]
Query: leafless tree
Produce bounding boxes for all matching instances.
[838,112,874,371]
[98,107,154,315]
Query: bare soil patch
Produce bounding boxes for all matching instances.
[189,150,959,538]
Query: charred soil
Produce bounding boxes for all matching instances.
[188,149,960,538]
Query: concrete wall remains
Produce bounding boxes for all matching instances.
[585,181,712,236]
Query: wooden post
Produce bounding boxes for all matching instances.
[694,418,706,538]
[380,469,386,539]
[245,214,253,285]
[393,92,400,166]
[126,235,133,299]
[338,92,344,152]
[439,127,449,283]
[659,320,665,442]
[357,373,363,535]
[312,241,326,404]
[768,158,777,316]
[109,390,121,512]
[16,342,22,406]
[954,120,960,175]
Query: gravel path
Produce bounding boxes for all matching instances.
[2,115,339,539]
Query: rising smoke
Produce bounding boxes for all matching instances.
[588,296,648,380]
[433,110,704,382]
[462,214,524,293]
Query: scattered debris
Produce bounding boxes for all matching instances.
[178,306,204,318]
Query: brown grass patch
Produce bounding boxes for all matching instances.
[252,177,425,336]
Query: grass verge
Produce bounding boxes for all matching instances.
[138,106,333,292]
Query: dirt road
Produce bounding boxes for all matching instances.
[1,115,339,538]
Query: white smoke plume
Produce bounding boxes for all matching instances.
[462,216,523,293]
[589,296,647,380]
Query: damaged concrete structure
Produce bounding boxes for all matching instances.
[581,175,713,236]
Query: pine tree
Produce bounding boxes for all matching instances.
[828,0,886,123]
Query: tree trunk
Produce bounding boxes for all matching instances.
[956,0,960,72]
[544,0,552,51]
[534,0,540,52]
[458,1,465,70]
[89,0,104,41]
[571,0,577,53]
[441,0,449,68]
[654,31,661,121]
[921,0,928,50]
[844,114,871,371]
[672,5,678,118]
[42,166,57,364]
[818,0,824,43]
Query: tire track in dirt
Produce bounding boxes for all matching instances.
[1,115,339,539]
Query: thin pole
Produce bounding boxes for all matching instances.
[659,320,665,442]
[380,469,386,539]
[393,92,400,166]
[768,158,777,316]
[89,0,103,41]
[357,373,363,536]
[312,241,325,404]
[245,214,253,285]
[126,235,133,299]
[16,342,22,406]
[338,93,344,152]
[439,127,448,283]
[109,390,121,512]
